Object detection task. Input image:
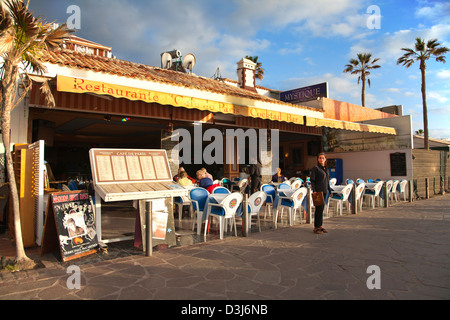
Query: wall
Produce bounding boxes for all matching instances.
[412,149,448,198]
[326,149,413,182]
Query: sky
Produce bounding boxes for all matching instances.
[29,0,450,139]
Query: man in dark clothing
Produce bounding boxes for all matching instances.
[249,155,262,194]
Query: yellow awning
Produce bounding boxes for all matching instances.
[56,75,304,125]
[305,116,397,135]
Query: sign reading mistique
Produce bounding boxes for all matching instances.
[56,75,304,125]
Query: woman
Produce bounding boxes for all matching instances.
[310,152,331,234]
[272,167,286,183]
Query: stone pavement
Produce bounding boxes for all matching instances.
[1,194,449,302]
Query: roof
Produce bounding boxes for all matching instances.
[39,49,319,113]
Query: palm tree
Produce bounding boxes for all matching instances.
[343,53,381,107]
[245,55,264,81]
[0,0,70,267]
[397,38,449,150]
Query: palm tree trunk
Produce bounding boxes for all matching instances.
[1,63,31,263]
[420,62,429,150]
[361,79,366,107]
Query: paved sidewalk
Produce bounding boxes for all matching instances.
[1,194,449,301]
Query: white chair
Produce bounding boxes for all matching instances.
[399,180,408,201]
[363,181,383,208]
[329,178,337,187]
[204,192,243,239]
[247,191,266,233]
[291,180,302,189]
[261,184,276,218]
[189,187,210,235]
[328,184,353,216]
[390,180,400,202]
[355,182,365,212]
[275,187,308,227]
[288,177,298,184]
[232,178,248,194]
[174,195,191,222]
[383,180,394,206]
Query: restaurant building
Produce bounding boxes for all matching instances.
[2,36,408,246]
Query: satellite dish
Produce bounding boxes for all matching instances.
[161,52,172,69]
[183,53,196,73]
[167,49,181,59]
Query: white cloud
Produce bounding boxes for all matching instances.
[437,70,450,79]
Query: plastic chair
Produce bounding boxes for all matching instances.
[220,178,232,190]
[261,184,276,218]
[232,178,248,194]
[189,187,210,235]
[278,183,290,190]
[291,180,302,189]
[174,195,192,222]
[328,184,353,216]
[356,178,365,184]
[383,180,394,206]
[363,181,383,208]
[275,187,308,227]
[391,180,400,202]
[399,180,408,201]
[354,182,365,212]
[213,186,231,194]
[329,178,337,187]
[346,179,355,185]
[204,192,243,239]
[247,191,267,233]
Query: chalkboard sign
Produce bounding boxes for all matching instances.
[390,152,407,176]
[41,190,98,262]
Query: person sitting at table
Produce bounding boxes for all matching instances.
[173,167,195,183]
[201,167,213,181]
[272,168,286,183]
[177,171,193,187]
[196,170,213,189]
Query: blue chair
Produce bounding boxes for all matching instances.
[68,180,78,190]
[275,187,308,227]
[189,187,210,235]
[278,183,290,189]
[346,179,355,185]
[220,178,232,190]
[204,192,243,239]
[261,184,276,218]
[213,186,230,194]
[356,178,365,184]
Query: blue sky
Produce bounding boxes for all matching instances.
[29,0,450,139]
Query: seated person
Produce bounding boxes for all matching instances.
[201,168,213,181]
[196,170,213,189]
[177,171,193,187]
[173,167,195,183]
[272,167,286,183]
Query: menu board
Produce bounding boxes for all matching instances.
[90,149,171,183]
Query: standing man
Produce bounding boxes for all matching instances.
[249,155,262,194]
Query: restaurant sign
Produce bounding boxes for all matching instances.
[56,75,304,125]
[280,82,328,103]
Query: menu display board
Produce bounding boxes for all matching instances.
[90,149,171,184]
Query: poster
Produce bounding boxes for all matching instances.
[42,190,98,262]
